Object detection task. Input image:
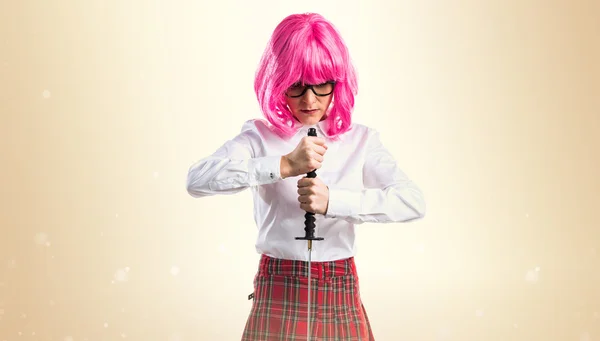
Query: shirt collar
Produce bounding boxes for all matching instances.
[296,119,344,141]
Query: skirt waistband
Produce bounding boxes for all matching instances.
[258,254,357,280]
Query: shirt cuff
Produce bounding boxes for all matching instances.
[248,155,282,185]
[325,188,361,218]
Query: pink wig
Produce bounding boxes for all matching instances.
[254,13,358,138]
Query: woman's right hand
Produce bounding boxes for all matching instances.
[280,136,328,179]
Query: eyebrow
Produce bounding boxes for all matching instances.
[291,81,332,86]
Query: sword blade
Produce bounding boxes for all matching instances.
[307,240,312,341]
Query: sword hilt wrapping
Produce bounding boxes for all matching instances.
[295,127,324,243]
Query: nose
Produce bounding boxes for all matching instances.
[300,88,317,104]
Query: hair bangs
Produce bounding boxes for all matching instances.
[300,43,339,85]
[283,31,344,88]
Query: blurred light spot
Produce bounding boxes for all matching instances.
[475,309,484,317]
[171,266,180,276]
[169,333,183,341]
[104,322,109,328]
[64,337,73,341]
[513,323,518,328]
[436,327,450,341]
[116,213,119,218]
[525,213,529,218]
[34,233,49,246]
[7,259,16,269]
[49,300,55,306]
[114,268,129,282]
[580,331,591,341]
[121,333,127,338]
[42,90,51,98]
[525,269,539,283]
[153,171,159,178]
[218,244,227,253]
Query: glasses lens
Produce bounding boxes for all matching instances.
[313,82,333,95]
[287,84,305,97]
[286,82,334,97]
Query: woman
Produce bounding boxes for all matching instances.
[187,12,426,341]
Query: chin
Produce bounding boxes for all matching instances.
[295,114,324,126]
[303,118,321,125]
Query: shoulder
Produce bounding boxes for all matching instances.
[348,122,374,134]
[240,118,279,136]
[235,118,286,152]
[339,122,389,154]
[344,121,380,141]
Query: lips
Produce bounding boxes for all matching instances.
[301,109,318,114]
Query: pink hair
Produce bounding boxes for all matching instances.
[254,13,358,138]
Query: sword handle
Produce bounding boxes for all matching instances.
[295,127,324,244]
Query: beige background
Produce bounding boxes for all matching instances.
[1,0,599,340]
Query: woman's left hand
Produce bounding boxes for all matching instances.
[297,177,329,215]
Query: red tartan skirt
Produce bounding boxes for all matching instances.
[241,254,375,341]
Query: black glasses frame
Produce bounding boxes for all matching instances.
[285,81,336,98]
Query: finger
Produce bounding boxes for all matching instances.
[297,178,311,187]
[298,194,316,204]
[300,203,315,213]
[308,178,321,189]
[308,159,322,170]
[297,187,309,195]
[306,149,323,163]
[298,178,316,187]
[303,137,326,150]
[312,145,327,156]
[308,136,327,146]
[311,151,324,162]
[298,185,316,194]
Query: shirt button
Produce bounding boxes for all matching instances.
[270,173,274,179]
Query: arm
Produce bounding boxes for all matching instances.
[186,121,283,197]
[324,130,426,224]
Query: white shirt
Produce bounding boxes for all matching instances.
[186,118,426,262]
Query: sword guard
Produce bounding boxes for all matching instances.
[295,213,325,241]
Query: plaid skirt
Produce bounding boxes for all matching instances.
[241,254,375,341]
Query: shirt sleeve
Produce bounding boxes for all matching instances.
[186,120,282,197]
[324,130,426,224]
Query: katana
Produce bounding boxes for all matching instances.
[295,127,324,341]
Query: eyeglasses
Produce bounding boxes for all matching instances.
[285,81,335,98]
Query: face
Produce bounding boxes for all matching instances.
[285,82,334,126]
